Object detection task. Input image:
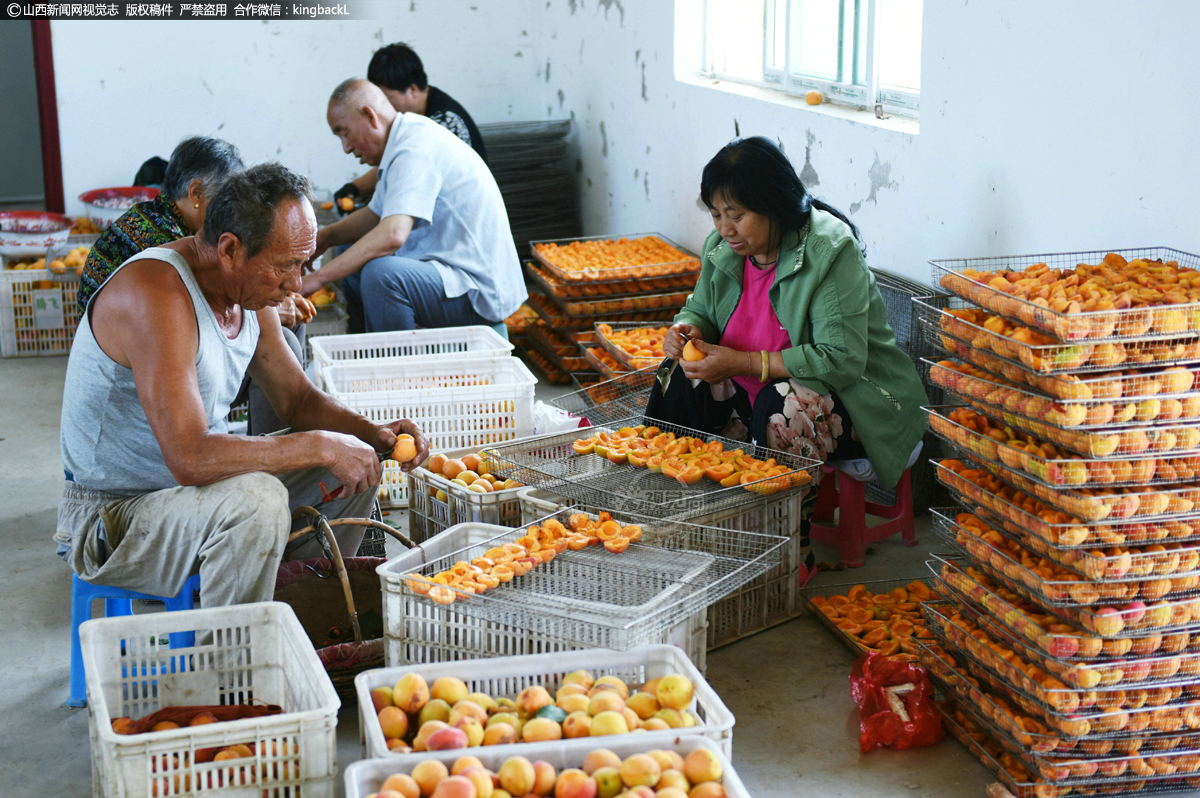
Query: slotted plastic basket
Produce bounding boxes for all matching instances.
[511,485,807,650]
[0,266,80,356]
[322,356,536,452]
[354,644,733,760]
[310,327,513,386]
[377,507,786,665]
[345,736,750,798]
[406,444,529,543]
[81,602,340,798]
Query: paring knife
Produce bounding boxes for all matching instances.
[656,334,691,396]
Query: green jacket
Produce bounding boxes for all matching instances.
[674,208,928,488]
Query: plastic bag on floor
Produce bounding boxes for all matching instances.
[533,400,588,435]
[849,650,944,753]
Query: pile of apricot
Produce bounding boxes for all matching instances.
[365,746,726,798]
[941,253,1200,341]
[585,346,630,376]
[809,581,939,661]
[938,305,1200,374]
[572,425,810,496]
[534,236,700,282]
[529,261,698,297]
[596,323,670,365]
[405,513,641,605]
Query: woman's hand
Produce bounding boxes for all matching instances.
[680,340,756,384]
[664,323,704,360]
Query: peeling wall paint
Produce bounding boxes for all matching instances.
[799,130,820,189]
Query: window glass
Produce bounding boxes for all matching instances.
[791,0,841,80]
[876,0,922,91]
[707,0,766,81]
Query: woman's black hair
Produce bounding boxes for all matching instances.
[700,136,864,254]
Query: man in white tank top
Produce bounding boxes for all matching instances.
[58,164,429,609]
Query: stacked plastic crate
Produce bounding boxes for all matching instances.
[311,327,528,513]
[914,248,1200,796]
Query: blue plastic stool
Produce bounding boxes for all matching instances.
[68,573,201,708]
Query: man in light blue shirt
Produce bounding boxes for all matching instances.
[303,79,522,333]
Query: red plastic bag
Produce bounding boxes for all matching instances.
[849,651,944,753]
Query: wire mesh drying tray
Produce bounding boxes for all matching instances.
[932,247,1200,344]
[941,545,1199,640]
[927,626,1200,745]
[481,417,821,519]
[527,269,691,317]
[595,322,672,371]
[530,232,701,283]
[550,368,656,426]
[942,483,1200,585]
[581,344,631,380]
[925,598,1200,697]
[939,691,1200,793]
[942,443,1200,523]
[932,507,1200,605]
[925,315,1200,403]
[930,557,1196,661]
[390,506,787,649]
[932,511,1200,636]
[526,292,677,331]
[925,358,1200,430]
[915,295,1200,375]
[523,261,698,300]
[797,576,940,659]
[925,406,1200,488]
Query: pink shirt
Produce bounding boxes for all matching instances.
[719,257,793,403]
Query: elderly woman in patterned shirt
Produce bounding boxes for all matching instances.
[78,136,314,434]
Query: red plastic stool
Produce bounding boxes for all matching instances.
[808,465,917,567]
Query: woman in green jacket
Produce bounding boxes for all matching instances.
[646,137,927,573]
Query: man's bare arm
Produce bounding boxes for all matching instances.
[92,258,387,492]
[301,213,414,294]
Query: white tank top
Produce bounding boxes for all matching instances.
[60,246,260,494]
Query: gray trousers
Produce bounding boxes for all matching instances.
[57,465,376,608]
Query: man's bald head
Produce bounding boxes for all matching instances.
[327,78,396,167]
[328,78,395,119]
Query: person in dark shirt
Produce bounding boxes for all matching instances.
[333,42,487,210]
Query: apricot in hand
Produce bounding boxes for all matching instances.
[393,433,418,463]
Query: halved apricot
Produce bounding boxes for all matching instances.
[572,439,595,455]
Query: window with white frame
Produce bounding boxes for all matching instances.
[704,0,922,116]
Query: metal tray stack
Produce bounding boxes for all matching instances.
[921,248,1200,792]
[478,120,580,256]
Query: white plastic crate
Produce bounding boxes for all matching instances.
[81,602,341,798]
[0,266,80,357]
[354,644,730,761]
[311,327,513,384]
[406,445,528,543]
[325,356,536,452]
[515,486,805,650]
[345,735,749,798]
[378,521,712,671]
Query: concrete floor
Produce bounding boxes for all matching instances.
[0,353,999,797]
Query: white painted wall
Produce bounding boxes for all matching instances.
[50,2,549,210]
[49,0,1200,286]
